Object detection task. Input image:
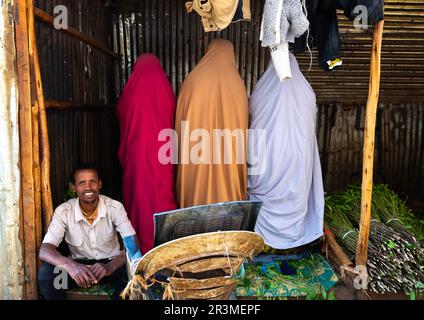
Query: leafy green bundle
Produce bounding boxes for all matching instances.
[325,185,424,294]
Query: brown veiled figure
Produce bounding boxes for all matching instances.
[175,39,248,208]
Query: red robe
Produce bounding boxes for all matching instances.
[117,54,177,254]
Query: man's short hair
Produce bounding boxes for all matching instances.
[70,163,101,184]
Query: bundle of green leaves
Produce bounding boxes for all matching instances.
[324,184,424,294]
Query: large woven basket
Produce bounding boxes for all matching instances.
[122,231,264,300]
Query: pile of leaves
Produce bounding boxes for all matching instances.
[371,184,424,245]
[325,184,424,295]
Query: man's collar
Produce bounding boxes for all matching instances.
[74,195,106,223]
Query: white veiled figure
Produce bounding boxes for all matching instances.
[248,53,324,249]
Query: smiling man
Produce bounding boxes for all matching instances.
[38,163,138,300]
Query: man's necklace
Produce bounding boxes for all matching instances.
[81,205,99,224]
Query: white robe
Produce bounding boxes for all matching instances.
[248,53,324,249]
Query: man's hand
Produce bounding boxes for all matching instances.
[88,262,115,282]
[64,260,98,288]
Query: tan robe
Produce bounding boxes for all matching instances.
[175,39,248,208]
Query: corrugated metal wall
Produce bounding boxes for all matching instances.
[45,108,122,208]
[112,0,424,200]
[35,0,121,208]
[113,0,424,103]
[318,102,424,200]
[35,0,115,105]
[113,0,270,97]
[35,0,424,209]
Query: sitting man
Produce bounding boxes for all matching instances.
[38,163,140,300]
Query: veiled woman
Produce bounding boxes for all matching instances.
[117,54,177,254]
[248,53,324,250]
[175,39,248,208]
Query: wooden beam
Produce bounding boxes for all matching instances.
[324,227,353,268]
[356,20,385,277]
[34,7,119,59]
[27,0,43,272]
[31,101,42,271]
[45,100,112,110]
[28,1,54,233]
[15,0,38,300]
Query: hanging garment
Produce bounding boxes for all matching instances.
[294,0,384,71]
[233,0,252,23]
[260,0,309,47]
[186,0,251,32]
[314,0,342,71]
[248,53,324,249]
[260,0,309,80]
[117,54,177,254]
[294,0,342,71]
[175,39,248,208]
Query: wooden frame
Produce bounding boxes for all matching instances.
[27,0,54,234]
[15,0,38,300]
[14,0,119,299]
[14,0,55,299]
[13,1,385,299]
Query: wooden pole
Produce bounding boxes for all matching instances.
[324,227,353,268]
[355,20,385,281]
[27,0,43,272]
[45,99,112,110]
[34,7,119,59]
[15,0,38,300]
[28,0,54,232]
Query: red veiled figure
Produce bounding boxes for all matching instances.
[117,53,177,254]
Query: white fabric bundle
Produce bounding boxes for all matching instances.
[248,53,324,249]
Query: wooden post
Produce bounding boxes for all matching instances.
[15,0,38,299]
[27,0,54,232]
[355,20,384,282]
[44,100,112,109]
[324,227,353,268]
[26,0,43,271]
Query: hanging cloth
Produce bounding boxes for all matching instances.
[248,53,324,249]
[260,0,309,80]
[232,0,251,23]
[294,0,384,71]
[175,39,249,208]
[186,0,251,32]
[117,54,178,254]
